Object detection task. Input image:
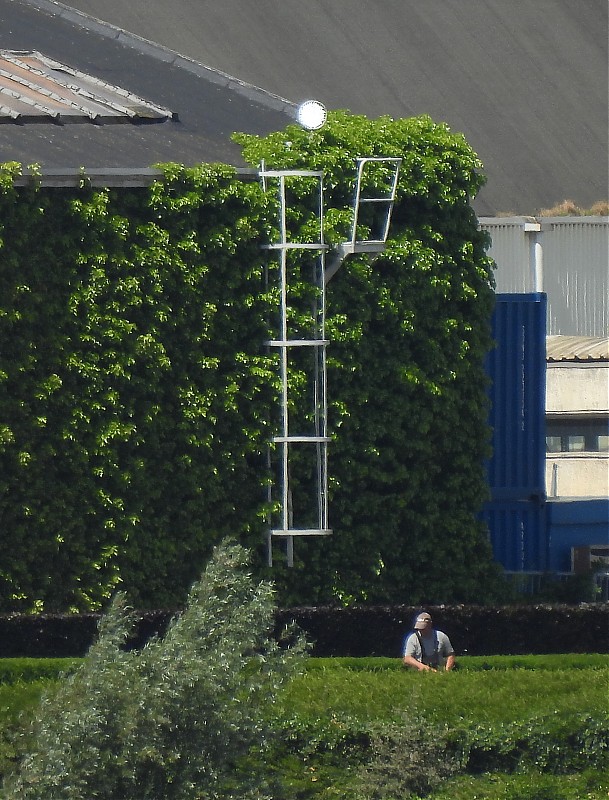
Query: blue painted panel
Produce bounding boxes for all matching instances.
[547,499,609,571]
[487,294,547,499]
[484,294,548,571]
[482,500,548,572]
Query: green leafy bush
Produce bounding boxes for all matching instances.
[2,541,307,799]
[0,681,50,786]
[352,717,463,799]
[0,165,275,611]
[464,712,609,774]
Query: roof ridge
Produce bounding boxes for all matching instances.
[17,0,297,116]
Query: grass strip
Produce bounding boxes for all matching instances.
[281,664,608,726]
[0,659,80,685]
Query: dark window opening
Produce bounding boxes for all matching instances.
[546,418,609,453]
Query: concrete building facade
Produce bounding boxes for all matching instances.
[545,336,609,499]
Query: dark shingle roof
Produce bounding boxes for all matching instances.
[0,0,294,169]
[49,0,609,215]
[1,0,607,216]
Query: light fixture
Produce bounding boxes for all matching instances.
[295,100,327,130]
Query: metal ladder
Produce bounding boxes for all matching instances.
[261,157,401,566]
[261,167,332,567]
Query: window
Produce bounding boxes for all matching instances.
[546,418,609,453]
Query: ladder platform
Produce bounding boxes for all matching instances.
[271,528,333,537]
[338,240,387,255]
[324,156,401,285]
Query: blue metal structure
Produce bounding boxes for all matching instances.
[547,499,609,572]
[483,293,548,571]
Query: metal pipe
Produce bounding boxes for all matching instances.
[524,220,543,293]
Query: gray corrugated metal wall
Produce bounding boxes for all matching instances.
[480,217,609,337]
[542,218,609,337]
[483,294,548,572]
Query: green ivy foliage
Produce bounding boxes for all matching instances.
[0,165,275,611]
[0,111,501,612]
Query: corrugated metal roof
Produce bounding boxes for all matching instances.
[0,50,173,122]
[546,335,609,362]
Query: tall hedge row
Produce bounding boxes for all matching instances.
[0,112,500,612]
[2,604,607,658]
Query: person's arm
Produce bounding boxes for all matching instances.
[403,654,435,671]
[438,632,455,671]
[402,633,434,671]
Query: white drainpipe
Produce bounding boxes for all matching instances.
[551,462,558,497]
[524,220,543,292]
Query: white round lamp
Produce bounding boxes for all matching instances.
[296,100,327,130]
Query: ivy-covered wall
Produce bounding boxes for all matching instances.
[0,112,501,612]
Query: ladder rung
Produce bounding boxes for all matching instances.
[273,436,331,443]
[357,196,394,203]
[261,243,328,251]
[259,169,324,178]
[271,528,333,537]
[265,339,329,347]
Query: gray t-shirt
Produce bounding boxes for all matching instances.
[403,630,454,667]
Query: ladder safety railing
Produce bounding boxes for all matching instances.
[325,156,401,283]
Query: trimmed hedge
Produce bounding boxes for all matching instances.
[275,603,609,657]
[1,604,607,658]
[0,658,80,684]
[0,610,173,658]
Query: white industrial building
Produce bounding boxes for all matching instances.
[545,336,609,499]
[480,216,609,556]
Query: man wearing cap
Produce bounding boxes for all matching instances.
[402,612,455,672]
